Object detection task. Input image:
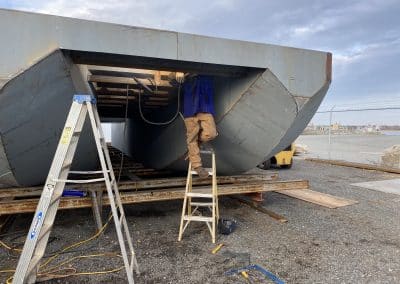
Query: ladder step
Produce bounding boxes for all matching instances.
[72,131,82,136]
[186,192,213,198]
[183,215,213,222]
[199,149,214,154]
[190,202,213,207]
[191,168,213,176]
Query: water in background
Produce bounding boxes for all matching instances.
[382,131,400,136]
[296,134,399,165]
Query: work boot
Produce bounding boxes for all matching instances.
[194,167,209,179]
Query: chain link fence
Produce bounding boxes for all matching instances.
[296,106,400,169]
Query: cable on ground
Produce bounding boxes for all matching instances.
[0,214,127,283]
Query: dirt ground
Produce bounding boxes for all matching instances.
[1,159,399,283]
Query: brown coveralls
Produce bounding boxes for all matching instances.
[184,112,217,169]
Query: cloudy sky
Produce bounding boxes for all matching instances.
[1,0,400,124]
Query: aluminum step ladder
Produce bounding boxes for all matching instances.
[178,149,219,243]
[12,94,139,284]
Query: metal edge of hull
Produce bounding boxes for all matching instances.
[0,9,332,185]
[112,65,330,175]
[0,9,328,99]
[0,50,98,186]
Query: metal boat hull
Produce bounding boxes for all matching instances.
[0,9,331,186]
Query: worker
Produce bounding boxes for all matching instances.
[182,74,217,178]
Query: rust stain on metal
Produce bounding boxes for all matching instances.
[326,53,332,83]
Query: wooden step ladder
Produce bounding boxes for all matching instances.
[12,94,139,284]
[178,149,219,243]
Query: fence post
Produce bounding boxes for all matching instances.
[328,106,335,160]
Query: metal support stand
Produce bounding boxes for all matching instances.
[12,94,139,284]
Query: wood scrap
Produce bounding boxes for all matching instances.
[233,197,287,223]
[306,158,400,175]
[277,189,358,209]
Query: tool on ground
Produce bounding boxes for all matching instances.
[211,243,224,254]
[241,271,252,284]
[226,264,285,284]
[178,148,219,243]
[12,94,139,284]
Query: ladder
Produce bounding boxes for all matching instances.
[12,94,139,284]
[178,149,219,243]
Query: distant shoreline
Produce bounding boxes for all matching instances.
[302,130,400,136]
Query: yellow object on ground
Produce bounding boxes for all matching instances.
[258,144,295,170]
[274,144,295,168]
[211,243,224,254]
[241,271,252,283]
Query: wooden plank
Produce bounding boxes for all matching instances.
[97,95,169,101]
[89,75,172,87]
[0,174,278,199]
[144,101,168,106]
[306,158,400,175]
[97,88,169,96]
[0,179,307,214]
[97,104,123,108]
[233,197,287,223]
[97,95,137,100]
[276,189,358,208]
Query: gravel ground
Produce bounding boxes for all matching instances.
[1,159,399,283]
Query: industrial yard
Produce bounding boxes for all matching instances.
[1,4,400,284]
[1,159,399,283]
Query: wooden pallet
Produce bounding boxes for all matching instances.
[0,174,311,215]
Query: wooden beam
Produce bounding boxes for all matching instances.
[144,101,168,106]
[306,158,400,174]
[97,95,169,102]
[147,97,169,101]
[0,174,278,199]
[88,66,175,79]
[0,179,305,215]
[96,99,129,105]
[97,99,168,106]
[89,75,172,87]
[97,95,137,101]
[233,197,288,223]
[277,189,358,208]
[97,104,124,107]
[96,88,170,96]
